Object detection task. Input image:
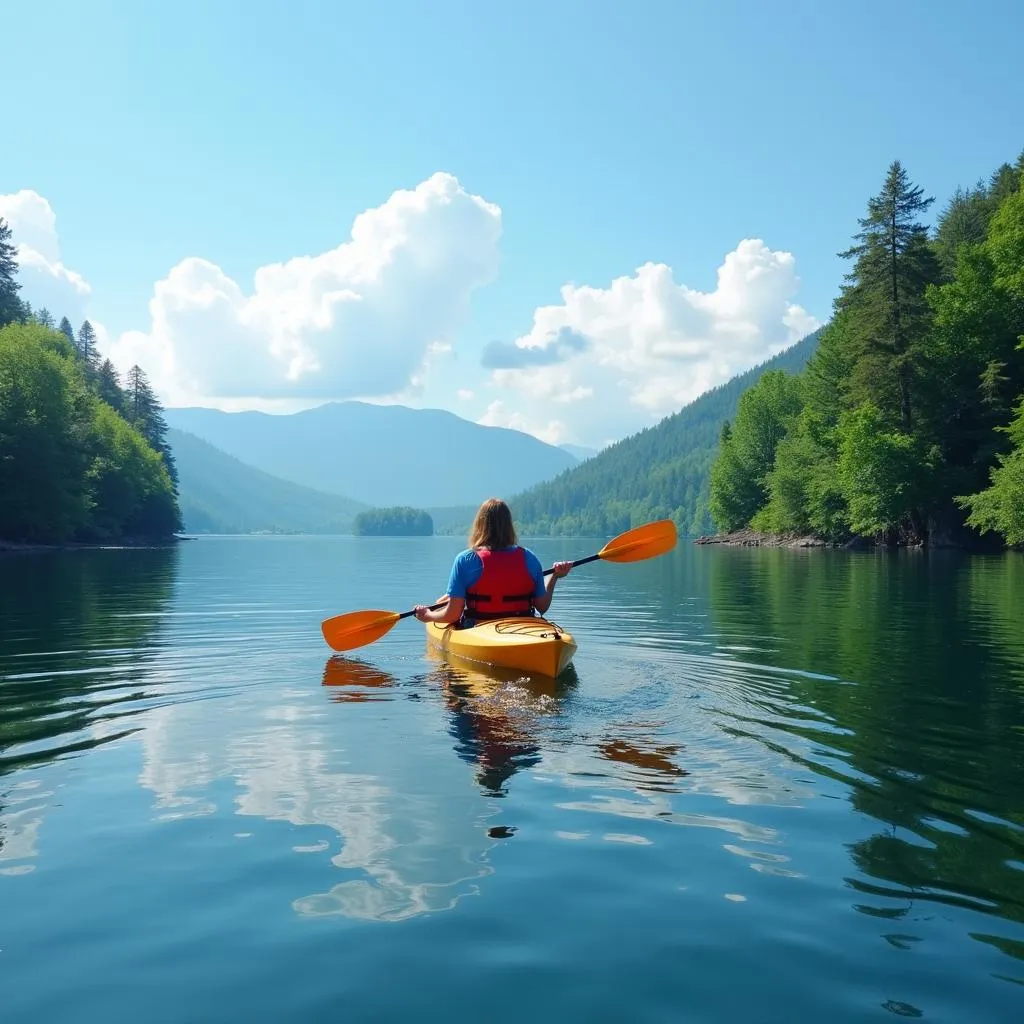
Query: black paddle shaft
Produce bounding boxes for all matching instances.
[404,552,601,618]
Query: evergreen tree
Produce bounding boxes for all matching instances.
[96,358,124,412]
[36,308,54,329]
[934,184,989,278]
[836,160,941,430]
[0,218,22,327]
[78,320,99,373]
[125,364,178,488]
[59,316,76,347]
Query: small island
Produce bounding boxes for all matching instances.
[352,506,434,536]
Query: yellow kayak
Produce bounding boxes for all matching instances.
[424,616,577,678]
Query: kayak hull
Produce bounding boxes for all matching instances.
[425,617,577,678]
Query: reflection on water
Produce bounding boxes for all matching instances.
[2,538,1024,1022]
[321,656,397,702]
[596,737,687,791]
[705,549,1024,957]
[1,547,179,873]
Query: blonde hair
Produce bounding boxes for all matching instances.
[468,498,517,550]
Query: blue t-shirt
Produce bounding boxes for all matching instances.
[446,546,546,602]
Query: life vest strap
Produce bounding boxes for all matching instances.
[465,591,535,605]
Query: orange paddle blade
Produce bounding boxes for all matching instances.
[597,519,678,563]
[321,609,401,652]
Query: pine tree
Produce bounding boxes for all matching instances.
[36,308,55,329]
[78,320,99,373]
[125,364,178,488]
[96,358,123,412]
[836,161,941,430]
[934,184,988,277]
[58,316,76,349]
[0,218,22,327]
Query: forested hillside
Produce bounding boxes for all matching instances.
[508,330,821,536]
[709,152,1024,547]
[169,428,365,534]
[0,225,181,545]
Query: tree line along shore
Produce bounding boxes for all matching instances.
[1,221,182,548]
[707,152,1024,550]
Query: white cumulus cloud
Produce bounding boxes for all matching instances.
[107,172,501,405]
[483,239,821,446]
[3,181,822,452]
[0,190,91,325]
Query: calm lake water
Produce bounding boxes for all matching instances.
[2,537,1023,1022]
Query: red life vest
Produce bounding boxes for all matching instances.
[465,547,536,620]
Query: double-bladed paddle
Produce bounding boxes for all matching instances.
[319,518,677,653]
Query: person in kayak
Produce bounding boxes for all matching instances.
[413,497,573,627]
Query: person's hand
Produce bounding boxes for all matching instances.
[551,561,573,578]
[413,605,431,622]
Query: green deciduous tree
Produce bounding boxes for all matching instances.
[709,421,761,531]
[84,401,178,540]
[919,175,1024,521]
[836,402,931,541]
[0,323,92,540]
[957,399,1024,546]
[708,370,804,531]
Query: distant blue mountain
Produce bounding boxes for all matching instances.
[164,401,578,508]
[169,428,366,534]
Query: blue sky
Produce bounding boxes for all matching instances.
[3,0,1022,448]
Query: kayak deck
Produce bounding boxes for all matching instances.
[425,616,577,678]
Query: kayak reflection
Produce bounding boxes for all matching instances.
[426,649,579,797]
[322,651,579,798]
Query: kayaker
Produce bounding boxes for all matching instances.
[413,497,573,627]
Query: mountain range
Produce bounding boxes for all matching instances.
[166,330,822,537]
[169,428,366,534]
[164,401,578,509]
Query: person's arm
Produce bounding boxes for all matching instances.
[531,558,573,614]
[414,550,474,623]
[414,595,465,624]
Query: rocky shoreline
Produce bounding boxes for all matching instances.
[692,528,1016,551]
[693,529,865,549]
